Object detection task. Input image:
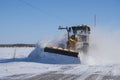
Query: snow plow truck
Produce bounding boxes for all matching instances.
[44,25,90,58]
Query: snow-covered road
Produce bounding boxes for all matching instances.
[1,63,120,80]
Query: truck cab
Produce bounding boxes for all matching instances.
[69,25,90,53]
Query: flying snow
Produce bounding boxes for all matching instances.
[82,27,120,65]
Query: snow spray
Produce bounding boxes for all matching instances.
[30,28,120,65]
[81,27,120,65]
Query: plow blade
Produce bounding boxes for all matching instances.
[44,47,79,57]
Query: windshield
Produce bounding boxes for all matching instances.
[76,29,84,35]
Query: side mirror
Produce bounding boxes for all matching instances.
[69,27,71,32]
[58,26,63,30]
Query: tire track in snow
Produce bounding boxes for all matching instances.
[2,65,120,80]
[25,71,79,80]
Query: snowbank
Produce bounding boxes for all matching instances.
[28,34,80,64]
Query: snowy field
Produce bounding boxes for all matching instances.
[0,46,120,80]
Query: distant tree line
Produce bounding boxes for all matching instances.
[0,44,36,47]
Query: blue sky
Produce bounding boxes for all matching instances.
[0,0,120,44]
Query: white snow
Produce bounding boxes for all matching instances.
[0,47,33,59]
[0,46,120,80]
[0,28,120,79]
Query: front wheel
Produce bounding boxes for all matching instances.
[82,43,89,53]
